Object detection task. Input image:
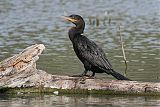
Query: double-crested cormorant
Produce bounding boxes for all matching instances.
[63,14,130,80]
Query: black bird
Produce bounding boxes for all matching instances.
[63,14,130,80]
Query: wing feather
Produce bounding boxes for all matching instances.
[74,36,112,70]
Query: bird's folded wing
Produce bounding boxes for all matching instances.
[77,37,113,70]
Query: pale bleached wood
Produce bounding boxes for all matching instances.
[0,44,160,95]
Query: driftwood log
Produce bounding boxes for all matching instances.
[0,44,160,95]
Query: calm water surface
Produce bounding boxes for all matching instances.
[1,94,160,107]
[0,0,160,106]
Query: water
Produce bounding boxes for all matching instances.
[0,0,160,106]
[1,94,160,107]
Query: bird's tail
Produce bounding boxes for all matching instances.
[109,70,131,80]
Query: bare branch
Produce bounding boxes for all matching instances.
[118,23,128,76]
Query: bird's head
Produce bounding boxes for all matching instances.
[63,14,85,27]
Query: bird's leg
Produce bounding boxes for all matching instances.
[91,72,95,77]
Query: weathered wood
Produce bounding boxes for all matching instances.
[0,44,160,95]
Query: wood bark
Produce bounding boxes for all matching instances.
[0,44,160,95]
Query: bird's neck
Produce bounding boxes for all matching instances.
[68,25,84,42]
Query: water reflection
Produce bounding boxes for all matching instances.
[0,94,160,107]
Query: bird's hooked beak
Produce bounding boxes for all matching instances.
[62,16,77,23]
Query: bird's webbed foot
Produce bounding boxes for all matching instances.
[79,75,94,84]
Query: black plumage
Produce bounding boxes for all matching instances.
[63,14,130,80]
